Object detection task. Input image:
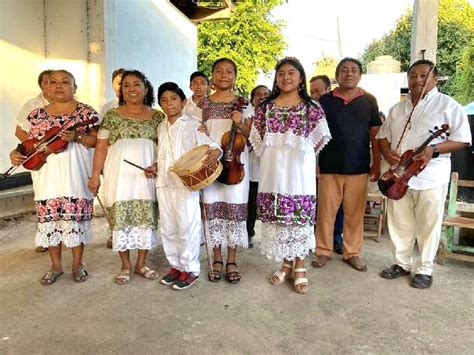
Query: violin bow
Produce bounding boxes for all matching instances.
[395,65,434,151]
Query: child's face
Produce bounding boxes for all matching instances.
[276,63,302,94]
[190,76,208,98]
[159,90,185,118]
[212,61,236,91]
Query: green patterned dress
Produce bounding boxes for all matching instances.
[98,109,164,251]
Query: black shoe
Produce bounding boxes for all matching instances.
[410,274,433,289]
[334,244,343,255]
[248,236,254,249]
[380,264,410,279]
[172,272,199,290]
[160,268,181,285]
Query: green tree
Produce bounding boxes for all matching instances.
[449,44,474,105]
[360,0,474,96]
[310,56,338,79]
[197,0,286,95]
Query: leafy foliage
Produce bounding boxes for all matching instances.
[448,44,474,105]
[310,56,338,80]
[360,0,474,98]
[197,0,286,95]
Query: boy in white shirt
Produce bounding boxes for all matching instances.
[145,82,221,290]
[184,71,209,122]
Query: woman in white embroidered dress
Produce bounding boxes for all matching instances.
[88,70,164,285]
[9,69,99,285]
[198,58,251,284]
[249,57,331,294]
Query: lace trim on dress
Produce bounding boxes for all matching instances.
[309,119,332,155]
[35,220,92,248]
[112,226,158,252]
[249,125,264,157]
[250,124,331,158]
[259,223,315,261]
[204,202,248,221]
[206,218,248,249]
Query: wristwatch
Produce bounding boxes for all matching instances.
[431,145,440,158]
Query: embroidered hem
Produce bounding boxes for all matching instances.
[108,200,158,231]
[35,197,93,223]
[204,202,248,221]
[258,192,316,225]
[35,220,92,248]
[259,223,315,261]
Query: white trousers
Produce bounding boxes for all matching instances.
[157,187,201,275]
[387,184,448,275]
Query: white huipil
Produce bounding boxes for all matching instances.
[156,113,221,275]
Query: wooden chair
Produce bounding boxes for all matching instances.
[437,172,474,264]
[364,192,388,242]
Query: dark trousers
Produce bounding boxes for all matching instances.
[247,181,258,238]
[334,205,344,249]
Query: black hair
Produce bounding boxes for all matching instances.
[212,57,238,76]
[112,68,125,81]
[37,69,53,88]
[335,57,363,77]
[118,70,155,106]
[50,69,77,90]
[250,85,270,103]
[407,59,439,76]
[190,71,209,84]
[262,57,315,107]
[157,82,186,102]
[310,75,331,89]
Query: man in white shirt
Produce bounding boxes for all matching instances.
[15,69,53,142]
[377,60,471,289]
[183,71,209,121]
[99,68,125,120]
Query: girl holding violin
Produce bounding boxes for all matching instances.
[9,69,99,285]
[198,57,251,284]
[249,57,331,294]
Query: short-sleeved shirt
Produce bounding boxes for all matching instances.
[318,90,381,174]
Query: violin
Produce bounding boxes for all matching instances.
[217,96,249,185]
[2,117,97,178]
[378,124,449,200]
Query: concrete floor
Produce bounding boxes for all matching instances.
[0,214,473,354]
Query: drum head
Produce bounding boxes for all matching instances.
[173,144,210,172]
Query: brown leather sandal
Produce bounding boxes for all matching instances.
[225,262,241,284]
[208,260,223,282]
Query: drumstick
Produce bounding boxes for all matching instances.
[96,194,112,227]
[123,159,146,171]
[199,191,214,276]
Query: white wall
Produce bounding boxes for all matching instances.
[0,0,45,173]
[360,73,408,116]
[103,0,197,104]
[0,0,197,173]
